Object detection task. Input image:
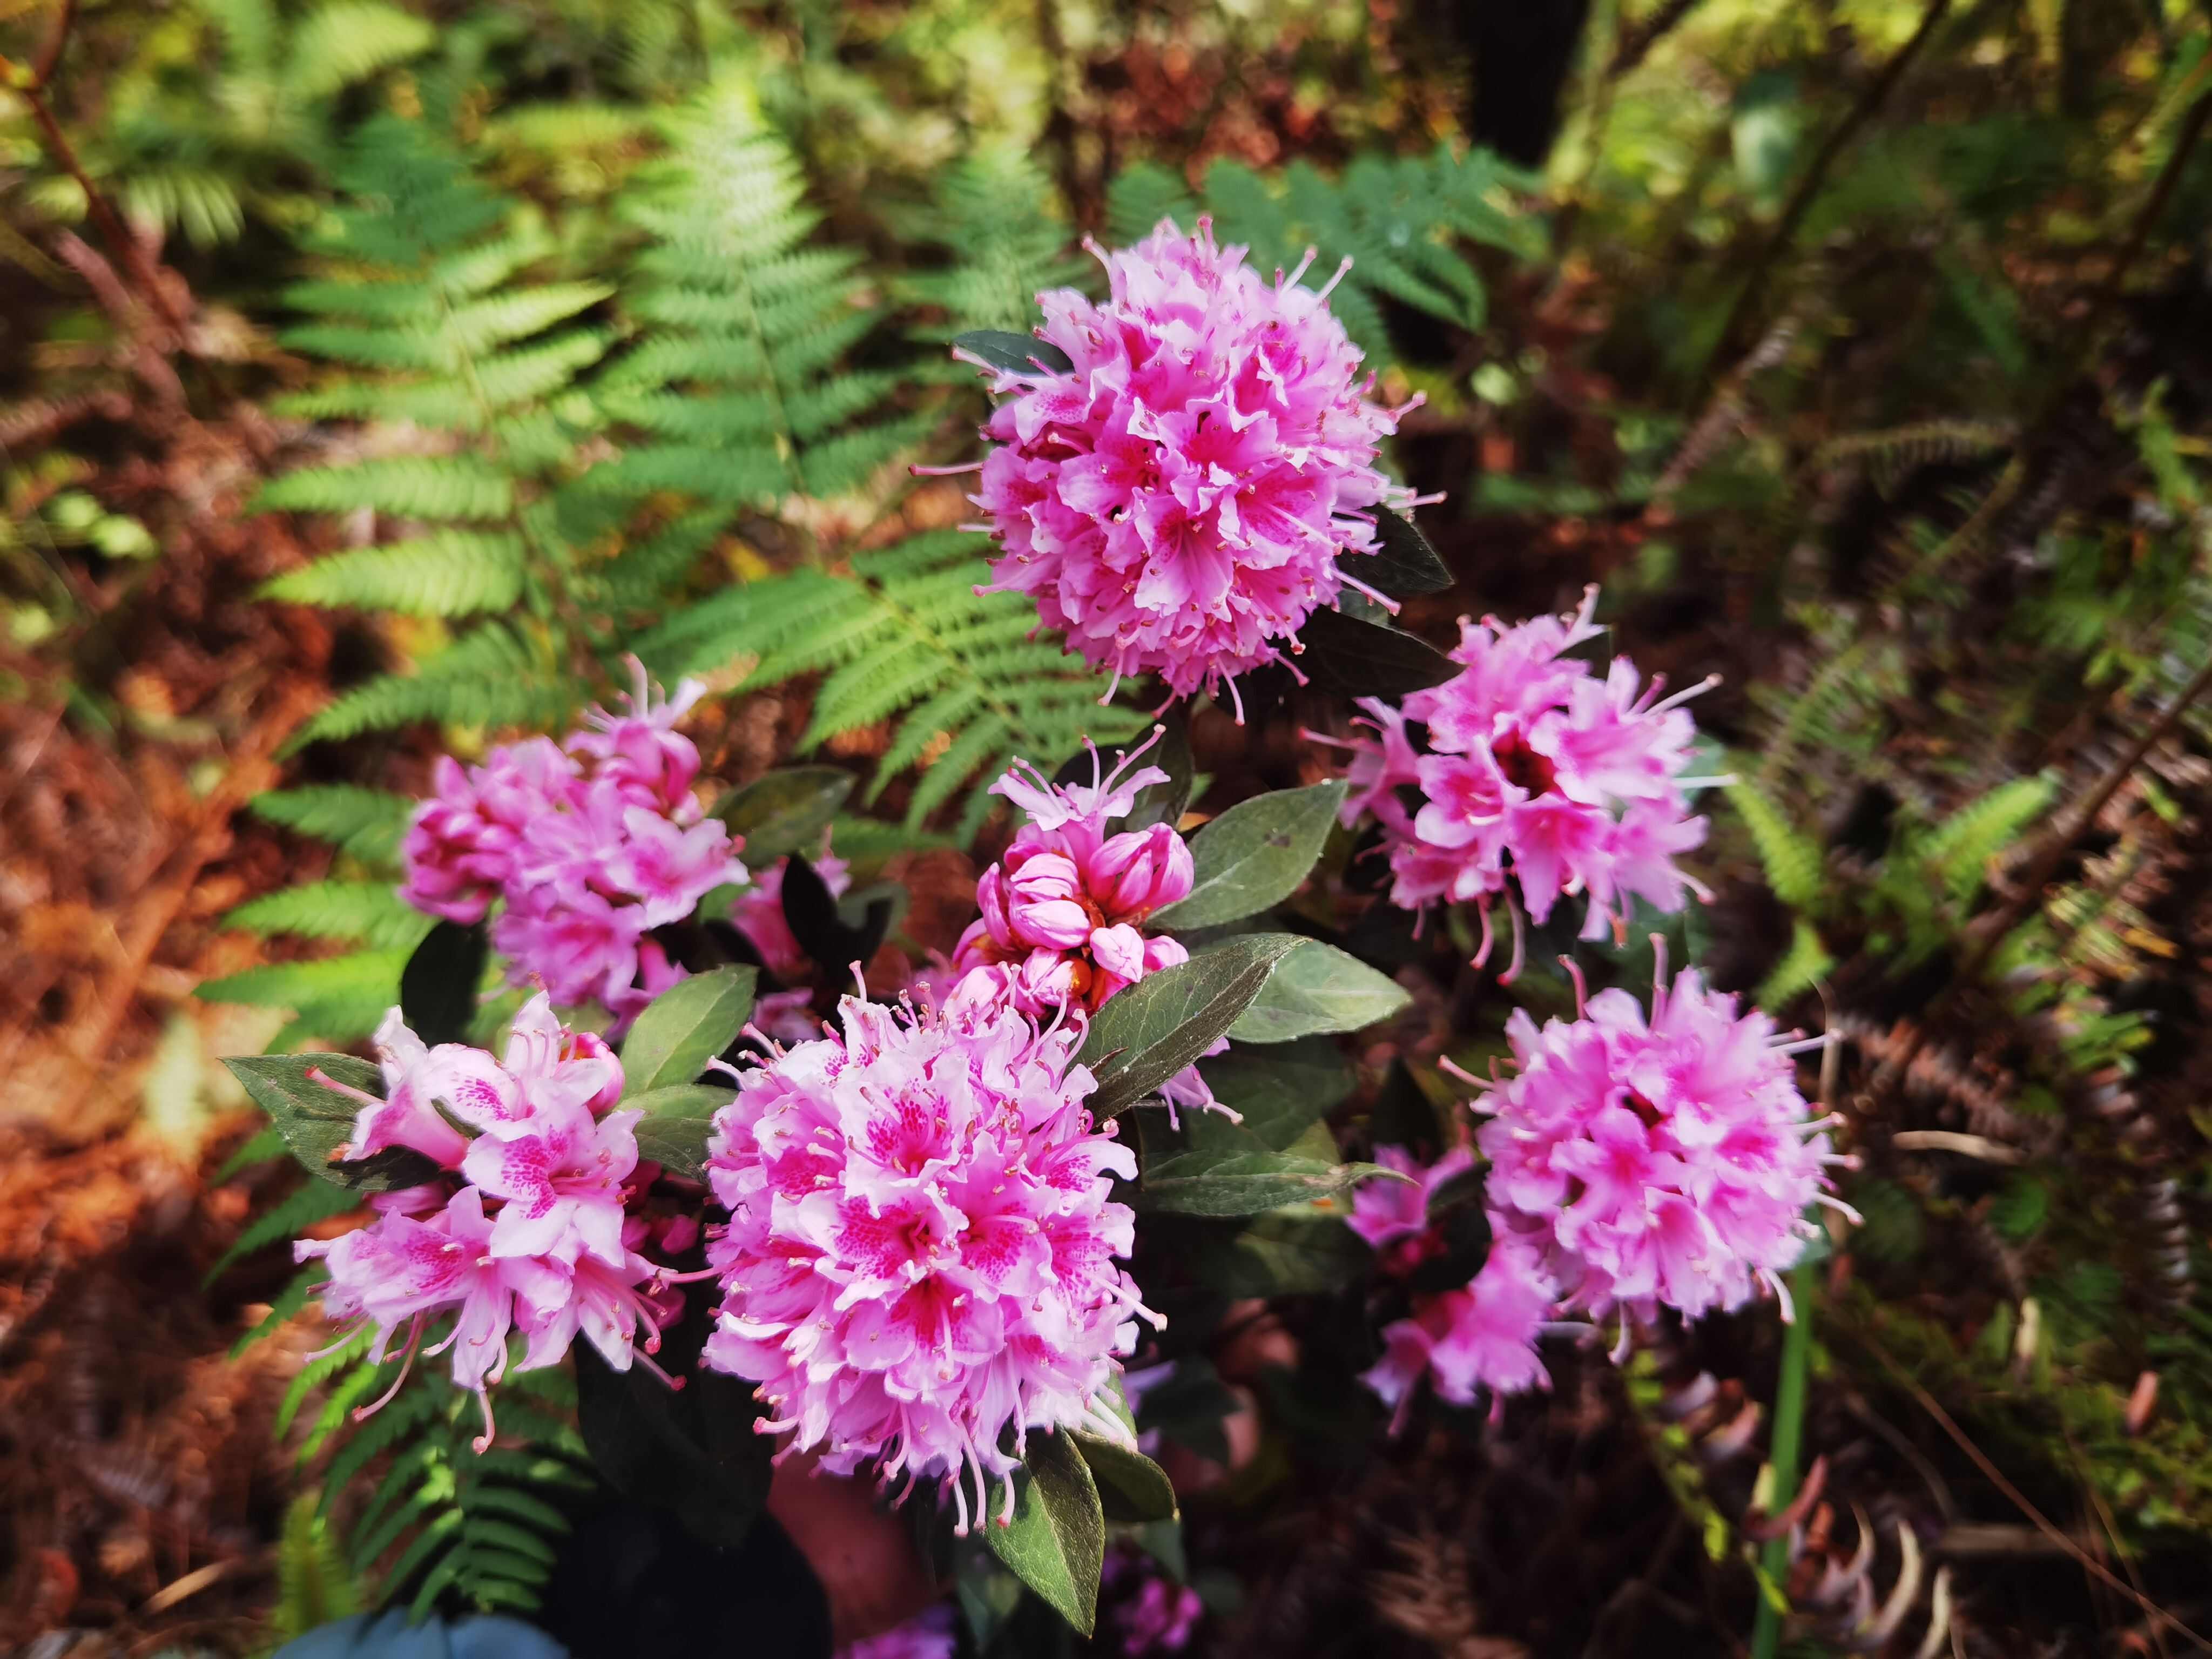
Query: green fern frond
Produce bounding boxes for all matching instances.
[196,948,409,1038]
[284,1,435,100]
[593,80,925,514]
[226,881,431,949]
[262,530,530,617]
[290,622,571,750]
[1756,919,1836,1011]
[1728,775,1826,912]
[639,530,1139,836]
[271,1491,361,1644]
[1919,773,2057,907]
[895,146,1089,335]
[209,1177,360,1284]
[249,787,413,863]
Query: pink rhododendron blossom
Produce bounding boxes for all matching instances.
[700,985,1152,1533]
[296,997,677,1450]
[834,1607,956,1659]
[733,849,852,980]
[1345,1143,1475,1272]
[961,217,1421,707]
[1469,951,1849,1327]
[399,660,746,1030]
[1315,587,1715,981]
[1360,1237,1556,1425]
[947,732,1223,1117]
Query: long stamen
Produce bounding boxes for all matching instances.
[470,1387,497,1455]
[1559,955,1589,1018]
[353,1317,425,1422]
[1497,899,1528,986]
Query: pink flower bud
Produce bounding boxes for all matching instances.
[1087,823,1195,918]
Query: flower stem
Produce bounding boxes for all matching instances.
[1750,1259,1816,1659]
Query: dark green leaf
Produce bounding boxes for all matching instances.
[1078,933,1308,1116]
[1152,781,1346,929]
[620,967,758,1095]
[1139,1149,1398,1217]
[1357,504,1453,598]
[711,767,854,861]
[1294,604,1458,697]
[626,1084,736,1181]
[1195,1040,1353,1151]
[954,328,1075,377]
[398,920,487,1048]
[1070,1433,1178,1523]
[1228,941,1410,1042]
[221,1054,441,1191]
[1199,1213,1368,1297]
[986,1431,1104,1635]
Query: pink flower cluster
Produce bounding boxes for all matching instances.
[1473,953,1844,1325]
[1321,587,1712,979]
[946,733,1219,1117]
[296,997,680,1447]
[1361,1236,1556,1425]
[967,217,1418,706]
[1345,1142,1474,1275]
[700,980,1151,1532]
[400,662,746,1029]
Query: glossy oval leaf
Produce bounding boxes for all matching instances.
[626,1083,736,1181]
[1070,1433,1178,1525]
[620,966,758,1096]
[1152,781,1347,930]
[1138,1148,1401,1217]
[953,328,1075,377]
[1228,941,1410,1043]
[1295,604,1458,698]
[1358,504,1454,598]
[986,1431,1104,1635]
[711,767,853,862]
[398,919,487,1048]
[1077,933,1308,1116]
[222,1053,442,1191]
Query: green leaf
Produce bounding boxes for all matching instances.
[1138,1149,1397,1217]
[1152,781,1347,929]
[221,1054,440,1191]
[1070,1433,1178,1524]
[986,1431,1104,1635]
[1077,934,1309,1116]
[1293,605,1459,697]
[1355,505,1453,598]
[619,968,759,1096]
[626,1085,735,1181]
[953,328,1075,377]
[399,920,487,1048]
[1200,1212,1367,1297]
[711,767,855,862]
[1196,1040,1353,1150]
[1226,941,1410,1042]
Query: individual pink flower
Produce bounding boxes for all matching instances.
[1360,1237,1556,1425]
[398,659,746,1030]
[701,984,1152,1533]
[958,217,1421,710]
[1314,586,1716,981]
[949,732,1193,1015]
[1345,1143,1475,1271]
[1468,949,1850,1330]
[732,848,852,980]
[834,1606,956,1659]
[947,731,1223,1117]
[295,997,678,1450]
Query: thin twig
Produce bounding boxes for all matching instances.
[1609,0,1704,78]
[1688,0,1953,406]
[2094,87,2212,316]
